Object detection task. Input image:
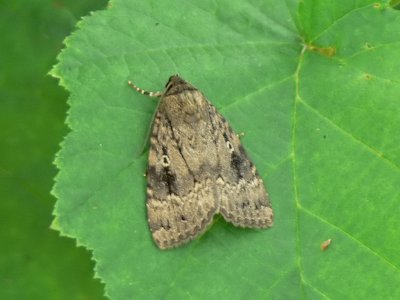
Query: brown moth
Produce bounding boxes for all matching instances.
[128,75,273,250]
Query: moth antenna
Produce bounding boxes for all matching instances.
[128,80,162,98]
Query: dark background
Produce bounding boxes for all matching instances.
[0,1,108,299]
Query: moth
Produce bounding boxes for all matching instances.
[129,75,273,249]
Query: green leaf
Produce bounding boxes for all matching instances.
[0,0,107,299]
[51,0,400,298]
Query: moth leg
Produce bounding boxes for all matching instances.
[237,132,245,139]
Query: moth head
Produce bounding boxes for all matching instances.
[164,75,196,96]
[166,74,185,87]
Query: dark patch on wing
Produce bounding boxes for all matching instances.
[162,167,177,195]
[231,151,244,180]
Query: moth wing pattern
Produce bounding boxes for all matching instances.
[147,110,218,250]
[208,104,273,228]
[130,75,273,250]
